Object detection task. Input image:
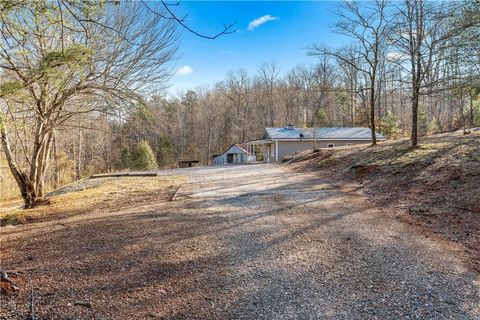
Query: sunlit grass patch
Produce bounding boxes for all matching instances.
[0,176,186,226]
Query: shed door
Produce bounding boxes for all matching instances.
[227,153,234,163]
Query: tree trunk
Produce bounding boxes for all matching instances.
[411,91,419,147]
[411,0,423,147]
[470,92,474,127]
[0,116,37,207]
[411,54,421,146]
[411,61,422,147]
[350,88,355,126]
[53,131,59,189]
[370,78,377,146]
[36,131,54,197]
[76,129,82,180]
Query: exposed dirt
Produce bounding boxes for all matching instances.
[1,164,479,319]
[285,130,480,273]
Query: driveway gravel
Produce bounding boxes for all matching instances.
[1,164,479,319]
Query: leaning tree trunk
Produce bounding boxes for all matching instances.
[1,114,55,208]
[35,130,54,197]
[0,116,37,207]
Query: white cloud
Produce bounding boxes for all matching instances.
[248,15,278,31]
[176,65,193,76]
[386,52,407,61]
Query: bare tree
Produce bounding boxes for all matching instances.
[309,0,391,145]
[389,0,478,145]
[337,46,361,126]
[218,69,252,142]
[287,64,318,127]
[257,62,281,127]
[0,2,178,207]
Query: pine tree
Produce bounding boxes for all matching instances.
[119,147,130,169]
[418,105,428,137]
[131,141,158,170]
[380,112,402,140]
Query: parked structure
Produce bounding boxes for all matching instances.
[247,125,385,163]
[212,144,255,165]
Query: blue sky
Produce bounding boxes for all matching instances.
[168,1,349,95]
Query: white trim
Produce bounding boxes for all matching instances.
[246,139,273,145]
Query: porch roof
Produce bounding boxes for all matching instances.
[246,139,274,145]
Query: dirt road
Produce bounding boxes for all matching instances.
[1,164,479,319]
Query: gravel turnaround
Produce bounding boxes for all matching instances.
[1,164,479,319]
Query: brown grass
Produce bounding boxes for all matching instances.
[0,176,186,226]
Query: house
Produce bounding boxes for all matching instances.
[246,125,385,163]
[212,144,255,165]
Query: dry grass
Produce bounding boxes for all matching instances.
[0,161,21,202]
[0,176,186,226]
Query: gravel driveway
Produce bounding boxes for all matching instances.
[1,164,479,319]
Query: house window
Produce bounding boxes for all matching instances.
[327,143,335,148]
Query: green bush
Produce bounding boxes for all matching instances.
[379,112,402,140]
[472,100,480,126]
[130,141,158,170]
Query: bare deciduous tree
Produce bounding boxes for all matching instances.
[309,0,391,145]
[0,2,178,207]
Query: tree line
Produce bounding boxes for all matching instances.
[1,0,479,206]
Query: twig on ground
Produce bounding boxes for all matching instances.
[89,172,158,178]
[170,184,183,201]
[30,285,35,320]
[20,241,28,250]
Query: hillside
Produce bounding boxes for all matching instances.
[284,130,480,272]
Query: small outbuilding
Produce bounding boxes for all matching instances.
[212,144,255,165]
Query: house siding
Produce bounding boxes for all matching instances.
[262,139,371,162]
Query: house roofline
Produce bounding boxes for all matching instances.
[213,143,252,158]
[233,143,251,154]
[247,138,385,144]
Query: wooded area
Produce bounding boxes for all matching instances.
[1,0,479,206]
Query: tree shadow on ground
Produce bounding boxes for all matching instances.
[2,167,479,319]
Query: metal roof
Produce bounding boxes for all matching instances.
[213,143,252,158]
[263,127,385,140]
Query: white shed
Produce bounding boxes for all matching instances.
[212,144,255,165]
